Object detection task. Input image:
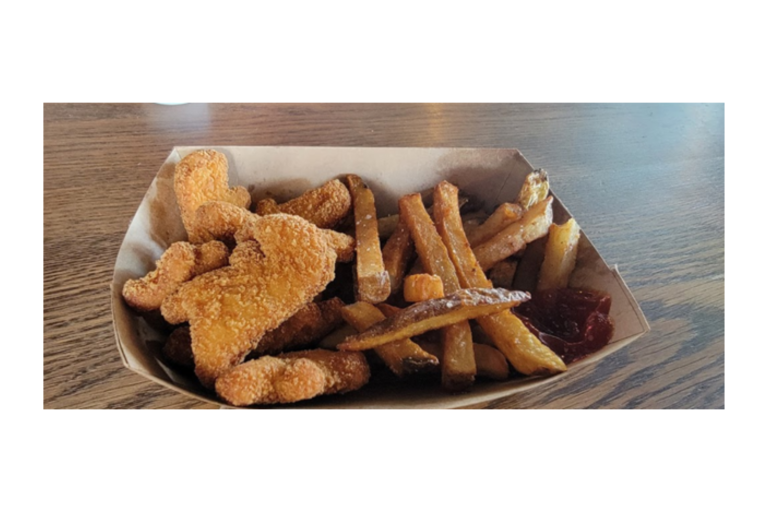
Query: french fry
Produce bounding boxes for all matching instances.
[472,196,553,271]
[418,339,509,380]
[338,288,528,352]
[517,169,549,210]
[511,237,547,293]
[342,302,438,376]
[403,274,444,302]
[347,174,391,304]
[381,217,415,295]
[399,192,477,390]
[466,202,524,247]
[250,298,346,357]
[256,179,352,229]
[377,214,401,240]
[377,197,469,239]
[488,259,518,289]
[432,180,566,375]
[317,324,358,350]
[537,218,581,291]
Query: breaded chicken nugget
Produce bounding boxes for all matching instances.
[251,298,345,357]
[161,214,339,388]
[196,201,355,262]
[255,179,352,229]
[215,349,370,406]
[174,149,251,243]
[122,241,229,312]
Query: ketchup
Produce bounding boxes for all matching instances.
[514,288,614,365]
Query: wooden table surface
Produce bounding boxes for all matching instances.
[43,103,724,409]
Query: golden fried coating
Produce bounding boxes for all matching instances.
[162,325,194,369]
[174,149,251,243]
[196,201,355,262]
[321,229,355,263]
[122,241,229,312]
[250,298,346,357]
[255,179,352,229]
[160,214,338,388]
[215,349,370,406]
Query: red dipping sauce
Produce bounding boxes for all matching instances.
[515,288,614,365]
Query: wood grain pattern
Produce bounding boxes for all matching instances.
[43,103,724,409]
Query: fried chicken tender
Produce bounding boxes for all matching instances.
[249,298,346,357]
[255,179,352,229]
[122,241,229,312]
[215,349,370,406]
[160,214,339,388]
[174,149,251,243]
[195,200,355,262]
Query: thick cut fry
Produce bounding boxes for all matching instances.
[378,197,469,239]
[488,259,518,289]
[338,288,528,352]
[174,149,252,243]
[399,193,476,390]
[377,214,401,240]
[418,339,509,380]
[473,196,553,271]
[517,169,550,210]
[466,202,524,247]
[318,324,358,349]
[122,241,229,312]
[432,181,566,375]
[511,237,547,293]
[381,217,415,295]
[255,179,352,229]
[403,274,444,302]
[537,218,581,291]
[347,174,390,303]
[250,298,346,357]
[215,349,370,406]
[341,302,438,376]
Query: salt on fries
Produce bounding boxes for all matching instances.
[122,149,601,406]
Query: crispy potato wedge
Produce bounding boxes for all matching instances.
[419,339,509,381]
[537,218,581,291]
[342,302,438,376]
[250,298,346,357]
[472,196,553,271]
[466,202,524,247]
[399,192,476,390]
[381,217,415,295]
[256,179,352,229]
[403,274,445,302]
[347,175,391,303]
[517,169,550,210]
[432,180,566,375]
[337,288,529,352]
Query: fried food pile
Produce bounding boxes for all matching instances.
[123,149,612,407]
